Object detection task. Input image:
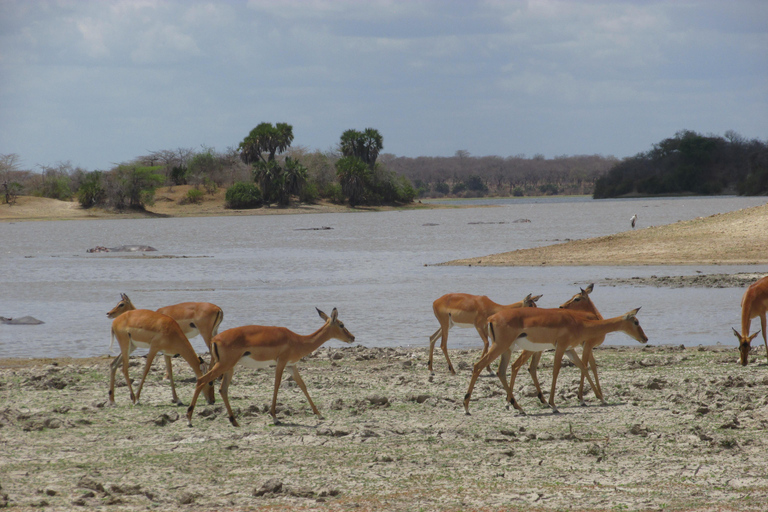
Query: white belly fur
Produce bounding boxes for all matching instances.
[450,321,475,329]
[512,338,555,352]
[237,358,277,370]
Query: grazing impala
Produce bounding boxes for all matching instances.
[429,293,542,374]
[107,307,215,407]
[733,275,768,365]
[107,293,223,356]
[186,308,355,427]
[463,306,647,415]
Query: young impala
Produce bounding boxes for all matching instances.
[429,292,541,374]
[186,307,355,427]
[733,275,768,365]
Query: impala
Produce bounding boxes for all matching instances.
[186,307,355,427]
[463,307,647,415]
[428,293,542,374]
[107,293,223,355]
[733,275,768,365]
[107,308,215,406]
[509,284,615,407]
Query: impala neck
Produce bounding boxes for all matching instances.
[296,321,336,357]
[581,315,632,338]
[177,345,205,377]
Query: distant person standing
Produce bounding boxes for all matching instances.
[630,214,637,229]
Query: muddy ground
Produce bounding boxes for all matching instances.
[1,344,768,512]
[601,272,768,289]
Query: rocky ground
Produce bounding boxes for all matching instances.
[600,272,768,289]
[2,344,768,511]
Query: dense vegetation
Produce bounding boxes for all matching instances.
[2,129,765,210]
[594,130,768,198]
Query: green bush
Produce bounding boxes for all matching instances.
[76,171,106,208]
[225,182,262,209]
[185,188,204,204]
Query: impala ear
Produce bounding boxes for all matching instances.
[732,327,742,339]
[583,283,594,294]
[749,331,761,342]
[624,307,641,319]
[120,293,128,301]
[316,308,329,321]
[524,293,532,302]
[331,308,338,322]
[531,294,543,303]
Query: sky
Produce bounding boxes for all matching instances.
[1,0,767,172]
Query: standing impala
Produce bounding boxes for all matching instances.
[429,293,541,374]
[733,275,768,365]
[186,307,355,427]
[463,306,647,415]
[107,307,215,407]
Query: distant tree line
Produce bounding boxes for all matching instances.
[381,151,619,198]
[593,130,768,198]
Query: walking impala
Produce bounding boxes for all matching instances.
[107,307,215,406]
[463,306,647,415]
[509,284,620,407]
[429,293,541,374]
[733,275,768,365]
[186,307,355,427]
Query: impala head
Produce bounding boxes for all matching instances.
[107,293,136,319]
[559,283,595,311]
[732,328,760,366]
[623,307,648,344]
[523,294,543,308]
[198,356,216,404]
[317,307,355,343]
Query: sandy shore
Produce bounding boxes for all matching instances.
[443,202,768,266]
[0,187,435,222]
[1,345,768,511]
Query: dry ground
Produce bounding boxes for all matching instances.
[1,344,768,512]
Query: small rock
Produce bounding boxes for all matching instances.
[254,478,283,497]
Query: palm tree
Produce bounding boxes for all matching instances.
[335,156,370,207]
[239,122,294,164]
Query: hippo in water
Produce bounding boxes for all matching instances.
[87,245,157,253]
[0,316,45,325]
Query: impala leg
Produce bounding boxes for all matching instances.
[548,344,568,413]
[527,352,547,405]
[134,347,163,405]
[187,362,227,426]
[577,347,604,405]
[475,323,495,375]
[439,323,456,374]
[218,370,238,427]
[108,354,123,406]
[119,345,137,404]
[507,351,531,414]
[761,314,768,364]
[495,349,512,396]
[270,360,288,424]
[463,342,507,415]
[289,366,323,419]
[428,327,442,373]
[162,354,184,406]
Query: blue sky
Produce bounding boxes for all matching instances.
[1,0,766,171]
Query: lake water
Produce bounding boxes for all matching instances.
[1,196,766,359]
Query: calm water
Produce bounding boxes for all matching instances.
[1,196,766,359]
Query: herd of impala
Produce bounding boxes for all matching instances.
[105,274,768,427]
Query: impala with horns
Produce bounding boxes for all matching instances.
[187,307,355,427]
[429,293,542,375]
[733,275,768,366]
[107,307,215,407]
[464,306,647,415]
